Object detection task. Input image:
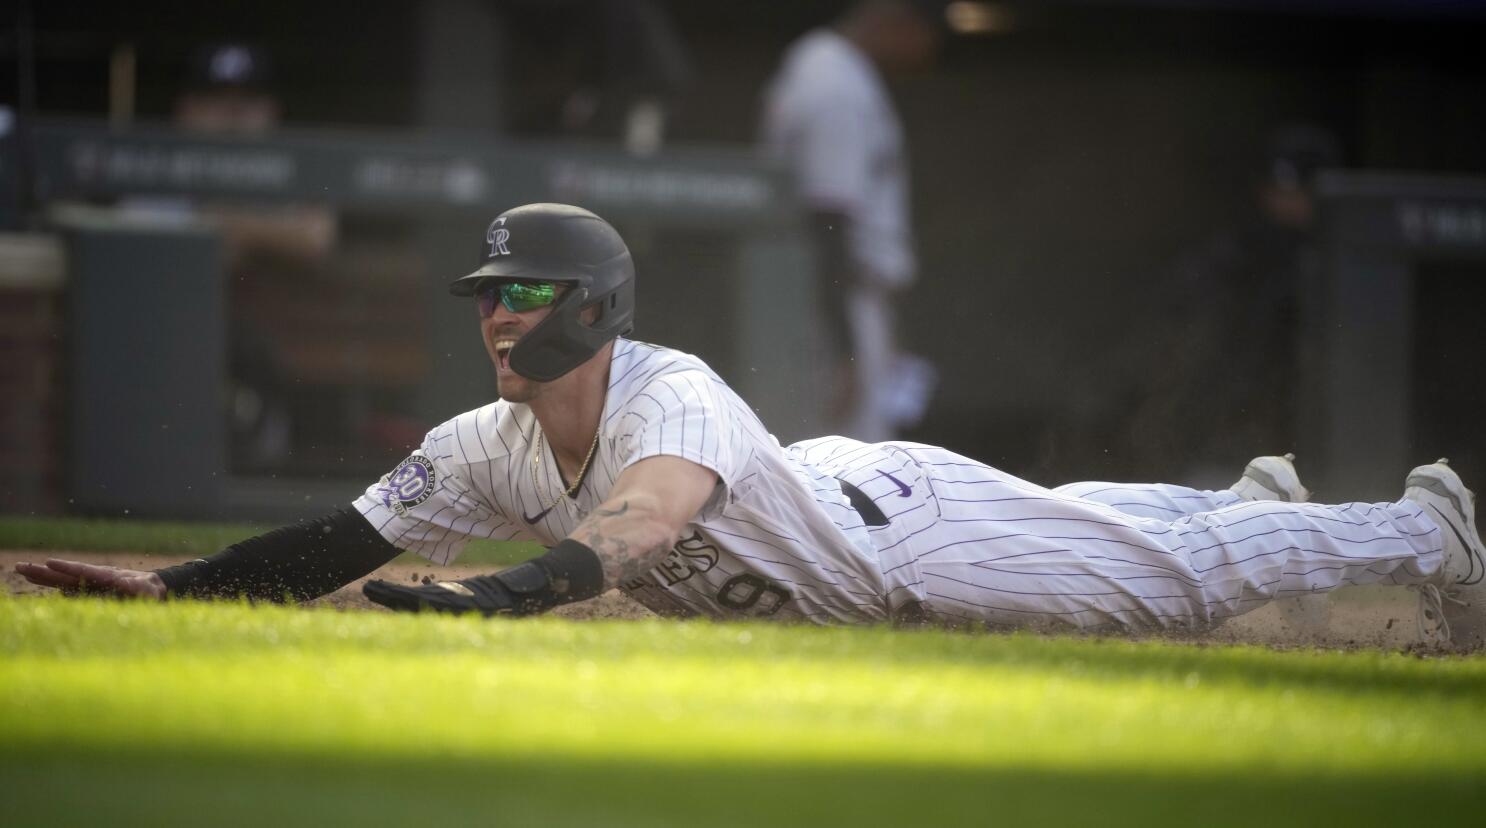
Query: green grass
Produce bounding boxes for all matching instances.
[2,596,1483,827]
[0,515,539,565]
[0,514,271,555]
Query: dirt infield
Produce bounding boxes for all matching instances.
[2,550,1431,650]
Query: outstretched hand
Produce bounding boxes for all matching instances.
[14,559,167,600]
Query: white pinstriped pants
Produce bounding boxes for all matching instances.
[879,444,1444,632]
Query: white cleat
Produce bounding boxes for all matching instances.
[1404,458,1486,649]
[1231,453,1312,503]
[1232,453,1329,637]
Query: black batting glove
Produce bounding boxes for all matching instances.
[364,541,606,618]
[363,571,520,617]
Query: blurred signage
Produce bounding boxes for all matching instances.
[1317,170,1486,256]
[1396,201,1486,248]
[351,156,489,205]
[26,120,792,227]
[66,140,295,193]
[549,159,773,212]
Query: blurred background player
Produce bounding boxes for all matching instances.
[122,44,338,270]
[760,0,940,442]
[1132,123,1344,483]
[119,44,340,470]
[172,44,338,263]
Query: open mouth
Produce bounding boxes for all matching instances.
[493,338,517,370]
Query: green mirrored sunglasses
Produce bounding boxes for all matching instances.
[477,282,559,316]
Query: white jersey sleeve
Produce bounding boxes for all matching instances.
[352,414,513,563]
[610,367,748,520]
[790,96,872,212]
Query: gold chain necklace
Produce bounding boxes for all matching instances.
[530,424,601,515]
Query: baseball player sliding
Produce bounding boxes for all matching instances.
[18,204,1485,647]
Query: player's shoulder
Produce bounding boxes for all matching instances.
[786,30,855,70]
[609,338,720,385]
[424,398,529,467]
[606,339,736,418]
[777,30,876,99]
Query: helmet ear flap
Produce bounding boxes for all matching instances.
[589,273,635,341]
[508,287,597,382]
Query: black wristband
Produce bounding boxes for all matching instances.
[495,538,607,614]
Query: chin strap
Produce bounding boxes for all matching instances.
[509,287,595,382]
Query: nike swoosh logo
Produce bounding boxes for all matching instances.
[523,505,556,525]
[878,470,911,497]
[1428,504,1484,585]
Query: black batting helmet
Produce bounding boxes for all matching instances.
[450,203,636,382]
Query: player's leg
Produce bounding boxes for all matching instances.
[1226,454,1332,635]
[1050,480,1240,520]
[1053,454,1308,519]
[1056,454,1331,635]
[1219,454,1331,634]
[888,445,1444,633]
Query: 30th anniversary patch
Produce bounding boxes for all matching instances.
[378,454,436,517]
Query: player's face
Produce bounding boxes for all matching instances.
[478,281,563,402]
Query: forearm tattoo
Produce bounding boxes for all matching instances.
[573,500,675,588]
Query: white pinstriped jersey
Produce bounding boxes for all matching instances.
[354,338,1448,631]
[353,338,912,623]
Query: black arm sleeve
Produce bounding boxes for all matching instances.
[154,506,402,603]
